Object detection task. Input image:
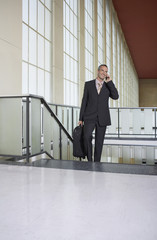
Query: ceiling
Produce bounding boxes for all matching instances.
[112,0,157,79]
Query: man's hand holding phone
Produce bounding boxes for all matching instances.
[105,74,112,83]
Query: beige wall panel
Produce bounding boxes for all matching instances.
[52,0,64,104]
[79,0,85,106]
[139,79,157,107]
[0,39,22,95]
[0,0,22,95]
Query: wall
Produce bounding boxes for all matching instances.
[139,79,157,107]
[0,0,22,96]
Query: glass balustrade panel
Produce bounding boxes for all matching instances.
[0,98,22,155]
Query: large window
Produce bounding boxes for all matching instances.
[22,0,52,102]
[97,0,104,66]
[85,0,94,81]
[21,0,139,107]
[63,0,78,106]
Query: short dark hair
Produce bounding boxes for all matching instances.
[98,64,108,71]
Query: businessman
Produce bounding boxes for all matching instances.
[78,64,119,162]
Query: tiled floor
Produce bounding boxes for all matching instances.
[0,164,157,240]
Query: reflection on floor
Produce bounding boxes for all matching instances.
[0,164,157,240]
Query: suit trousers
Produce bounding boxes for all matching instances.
[83,117,106,162]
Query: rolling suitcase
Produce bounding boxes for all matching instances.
[73,125,86,159]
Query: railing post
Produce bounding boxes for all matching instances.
[26,96,30,163]
[118,108,120,138]
[72,107,74,135]
[155,108,156,139]
[59,127,62,160]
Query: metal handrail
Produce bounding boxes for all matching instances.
[49,102,157,140]
[0,94,73,142]
[1,95,157,163]
[48,102,157,110]
[0,95,73,162]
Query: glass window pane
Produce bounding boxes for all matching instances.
[69,0,74,12]
[70,58,73,81]
[38,35,44,68]
[63,27,66,54]
[73,0,77,15]
[70,33,73,57]
[45,8,51,40]
[73,15,77,38]
[45,71,51,102]
[45,40,51,71]
[38,69,44,96]
[38,1,44,35]
[71,82,74,104]
[74,60,77,83]
[23,0,28,24]
[29,28,37,65]
[22,24,28,61]
[29,65,37,94]
[64,53,66,78]
[73,37,77,60]
[74,83,77,106]
[29,0,37,30]
[65,3,70,30]
[45,0,52,10]
[22,62,28,93]
[70,9,73,33]
[65,29,70,55]
[65,80,70,105]
[65,54,70,80]
[63,1,66,26]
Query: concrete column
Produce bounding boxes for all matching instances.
[94,0,98,76]
[79,0,85,106]
[109,0,113,107]
[52,0,64,104]
[114,9,118,108]
[103,0,107,64]
[110,3,113,80]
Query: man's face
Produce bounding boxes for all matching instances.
[97,66,108,80]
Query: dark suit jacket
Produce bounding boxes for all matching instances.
[79,79,119,126]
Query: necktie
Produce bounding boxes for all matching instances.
[97,82,102,94]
